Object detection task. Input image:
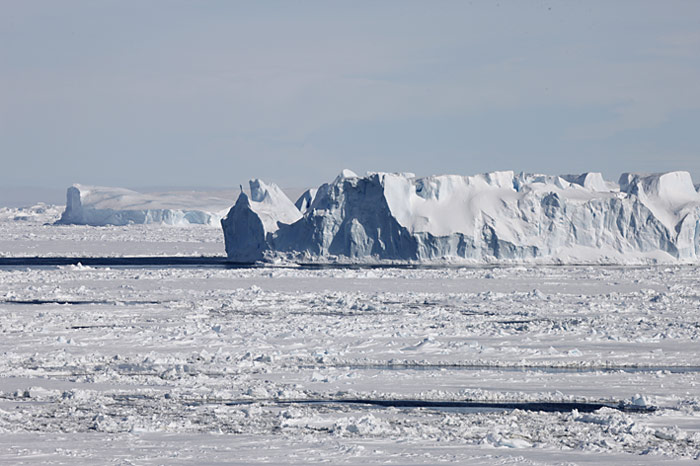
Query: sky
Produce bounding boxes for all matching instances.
[2,0,700,193]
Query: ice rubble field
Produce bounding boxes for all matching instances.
[1,261,700,463]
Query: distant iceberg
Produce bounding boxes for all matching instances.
[221,170,700,264]
[57,184,233,226]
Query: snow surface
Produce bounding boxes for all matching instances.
[0,263,699,463]
[222,170,700,263]
[57,184,235,226]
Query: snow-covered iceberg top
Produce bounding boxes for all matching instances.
[57,184,234,226]
[221,170,700,264]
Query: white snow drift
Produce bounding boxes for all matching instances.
[57,184,234,226]
[222,170,700,263]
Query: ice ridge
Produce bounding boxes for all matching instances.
[221,170,700,263]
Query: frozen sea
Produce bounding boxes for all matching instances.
[0,205,698,464]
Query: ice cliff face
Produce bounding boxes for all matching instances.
[221,170,700,263]
[57,185,232,226]
[221,179,303,262]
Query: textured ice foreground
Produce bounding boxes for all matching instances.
[223,170,700,263]
[0,264,699,464]
[57,184,235,226]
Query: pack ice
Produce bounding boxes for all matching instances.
[57,184,233,226]
[222,170,700,263]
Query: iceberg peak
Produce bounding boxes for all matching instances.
[562,172,610,192]
[333,169,358,184]
[221,179,302,262]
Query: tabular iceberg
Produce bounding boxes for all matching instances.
[221,170,700,264]
[57,185,233,226]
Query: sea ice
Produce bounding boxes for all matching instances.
[0,264,698,463]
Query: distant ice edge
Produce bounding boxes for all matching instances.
[57,184,230,226]
[223,170,700,264]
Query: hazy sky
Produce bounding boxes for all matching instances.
[2,1,700,190]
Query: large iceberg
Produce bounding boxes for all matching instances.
[221,170,700,264]
[57,184,233,226]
